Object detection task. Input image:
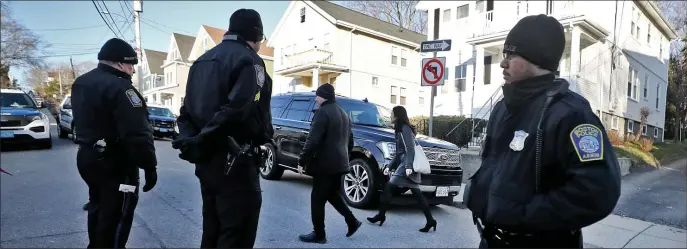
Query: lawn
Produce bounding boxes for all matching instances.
[613,141,687,167]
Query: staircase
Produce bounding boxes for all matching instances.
[445,85,504,150]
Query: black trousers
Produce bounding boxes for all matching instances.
[311,173,357,236]
[378,183,434,221]
[478,226,583,248]
[199,185,262,248]
[77,146,139,249]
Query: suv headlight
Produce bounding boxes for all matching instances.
[376,142,396,160]
[29,114,45,122]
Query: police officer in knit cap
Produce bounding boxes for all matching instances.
[463,14,621,248]
[71,37,158,248]
[172,8,273,248]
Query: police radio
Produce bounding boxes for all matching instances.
[224,136,269,175]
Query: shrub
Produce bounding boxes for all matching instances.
[607,130,624,146]
[638,137,654,152]
[410,115,485,148]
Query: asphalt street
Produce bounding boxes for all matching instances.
[0,124,482,248]
[612,158,687,230]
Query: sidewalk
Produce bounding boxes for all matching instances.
[583,214,685,248]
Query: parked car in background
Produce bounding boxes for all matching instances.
[260,92,464,209]
[147,104,178,139]
[0,88,52,149]
[57,94,76,142]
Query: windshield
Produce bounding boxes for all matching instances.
[147,107,174,117]
[1,93,37,109]
[339,100,390,128]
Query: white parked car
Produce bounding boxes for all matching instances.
[0,88,52,149]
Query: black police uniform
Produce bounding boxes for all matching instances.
[72,38,158,248]
[173,9,273,249]
[464,15,621,248]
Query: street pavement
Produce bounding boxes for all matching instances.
[0,124,483,248]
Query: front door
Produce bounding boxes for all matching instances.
[276,97,314,167]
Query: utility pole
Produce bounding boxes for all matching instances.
[58,71,63,96]
[133,0,143,90]
[69,56,76,79]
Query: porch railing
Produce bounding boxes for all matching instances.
[280,48,337,70]
[469,1,581,39]
[444,84,504,150]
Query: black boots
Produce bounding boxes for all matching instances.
[346,219,362,237]
[366,214,386,226]
[419,219,437,233]
[298,232,327,244]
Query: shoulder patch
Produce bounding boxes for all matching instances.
[254,64,265,88]
[570,124,604,162]
[125,89,143,107]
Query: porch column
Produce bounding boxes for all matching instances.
[570,25,581,78]
[475,46,485,85]
[312,68,320,90]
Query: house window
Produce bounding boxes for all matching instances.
[441,67,450,94]
[654,127,659,138]
[181,97,185,105]
[443,9,451,22]
[484,56,492,85]
[323,33,330,50]
[475,0,485,13]
[643,75,649,98]
[631,7,636,37]
[400,87,407,105]
[627,120,634,132]
[455,64,467,92]
[546,0,554,15]
[391,46,398,65]
[390,86,397,104]
[372,76,378,87]
[419,90,425,105]
[647,24,652,44]
[642,124,647,136]
[659,37,663,59]
[400,49,407,67]
[627,67,638,100]
[457,5,469,19]
[655,84,660,109]
[300,7,305,23]
[611,116,619,130]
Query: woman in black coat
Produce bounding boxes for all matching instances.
[367,106,437,232]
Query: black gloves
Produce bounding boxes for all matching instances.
[172,136,209,164]
[142,169,157,192]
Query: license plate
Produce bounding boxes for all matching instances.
[159,128,167,132]
[0,131,14,138]
[436,187,449,197]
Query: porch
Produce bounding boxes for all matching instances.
[276,48,349,90]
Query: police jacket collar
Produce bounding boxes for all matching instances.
[321,99,336,106]
[501,73,556,112]
[97,63,132,80]
[222,32,255,52]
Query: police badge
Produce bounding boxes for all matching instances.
[509,130,529,151]
[254,64,265,88]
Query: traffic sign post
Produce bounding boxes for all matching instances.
[420,39,451,137]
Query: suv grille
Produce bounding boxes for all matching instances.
[151,120,175,128]
[1,116,31,127]
[422,147,462,175]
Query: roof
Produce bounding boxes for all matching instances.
[258,40,274,58]
[173,33,196,63]
[1,89,25,94]
[143,49,167,75]
[202,25,227,45]
[309,0,425,45]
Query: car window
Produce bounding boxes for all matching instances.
[270,96,290,119]
[63,96,71,107]
[1,93,36,109]
[283,99,311,121]
[147,107,174,117]
[338,100,389,128]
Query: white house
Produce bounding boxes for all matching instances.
[144,32,197,115]
[139,49,167,104]
[416,0,678,141]
[268,0,430,117]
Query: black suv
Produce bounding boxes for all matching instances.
[260,92,463,209]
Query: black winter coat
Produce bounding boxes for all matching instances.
[298,99,353,176]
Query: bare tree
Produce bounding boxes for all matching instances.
[634,107,651,141]
[343,1,427,35]
[656,0,687,55]
[1,2,49,86]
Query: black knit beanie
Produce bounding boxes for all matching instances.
[228,9,264,42]
[98,38,138,64]
[503,14,565,72]
[316,83,335,100]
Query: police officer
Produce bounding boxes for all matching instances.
[463,15,622,248]
[71,38,158,248]
[171,9,273,249]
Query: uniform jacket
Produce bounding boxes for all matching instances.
[71,63,157,171]
[388,124,421,183]
[298,99,353,175]
[176,33,273,191]
[465,74,621,233]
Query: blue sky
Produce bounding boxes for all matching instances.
[6,0,295,86]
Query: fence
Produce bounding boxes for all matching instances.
[411,116,488,149]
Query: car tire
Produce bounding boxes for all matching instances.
[57,125,68,139]
[341,158,379,209]
[259,143,284,180]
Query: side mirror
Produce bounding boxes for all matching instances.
[62,104,72,109]
[37,102,44,108]
[173,114,179,119]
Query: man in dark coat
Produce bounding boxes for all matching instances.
[297,83,362,244]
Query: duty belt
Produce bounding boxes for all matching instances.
[473,215,579,238]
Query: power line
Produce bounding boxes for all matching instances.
[98,0,126,39]
[140,18,174,35]
[91,0,121,39]
[31,25,107,31]
[25,52,99,59]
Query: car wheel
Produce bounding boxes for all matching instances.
[259,144,284,180]
[57,125,68,139]
[342,158,378,209]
